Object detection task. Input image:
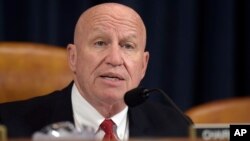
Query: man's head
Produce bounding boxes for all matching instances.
[67,3,149,116]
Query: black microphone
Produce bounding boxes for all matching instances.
[124,87,193,124]
[124,87,154,107]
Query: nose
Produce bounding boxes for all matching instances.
[105,44,124,67]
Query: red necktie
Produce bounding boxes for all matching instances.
[100,119,118,141]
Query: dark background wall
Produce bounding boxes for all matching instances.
[0,0,249,111]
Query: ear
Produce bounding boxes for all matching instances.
[67,44,77,73]
[140,51,149,79]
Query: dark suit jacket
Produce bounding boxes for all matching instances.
[0,83,192,138]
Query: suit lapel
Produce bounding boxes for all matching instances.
[50,82,75,124]
[128,106,152,137]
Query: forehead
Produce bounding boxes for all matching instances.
[87,15,139,37]
[75,3,146,45]
[83,3,142,24]
[84,10,142,34]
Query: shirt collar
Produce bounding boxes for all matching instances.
[71,83,128,134]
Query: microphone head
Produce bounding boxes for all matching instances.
[124,87,149,107]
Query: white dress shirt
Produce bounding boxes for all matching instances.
[71,84,129,140]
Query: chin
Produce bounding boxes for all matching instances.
[101,90,124,100]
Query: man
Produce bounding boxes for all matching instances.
[0,3,192,140]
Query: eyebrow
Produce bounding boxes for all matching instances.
[90,27,138,40]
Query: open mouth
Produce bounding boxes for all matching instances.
[100,73,125,81]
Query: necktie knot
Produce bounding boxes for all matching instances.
[100,119,118,141]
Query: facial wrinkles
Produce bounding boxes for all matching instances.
[91,14,139,38]
[90,14,144,81]
[76,5,146,83]
[89,35,128,83]
[75,6,146,50]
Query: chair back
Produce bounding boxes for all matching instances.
[185,96,250,123]
[0,42,73,103]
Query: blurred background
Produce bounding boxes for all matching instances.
[0,0,249,111]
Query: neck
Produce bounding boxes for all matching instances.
[74,80,127,118]
[96,102,126,118]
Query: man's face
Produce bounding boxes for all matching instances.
[68,7,149,106]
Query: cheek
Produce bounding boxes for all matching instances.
[75,50,107,81]
[126,58,145,84]
[75,53,94,79]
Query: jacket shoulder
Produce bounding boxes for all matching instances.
[0,82,73,138]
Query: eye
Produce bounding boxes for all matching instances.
[94,40,107,47]
[121,43,135,50]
